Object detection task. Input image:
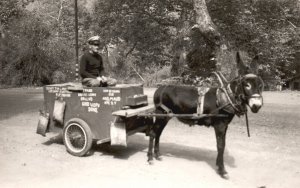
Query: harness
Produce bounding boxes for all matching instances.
[156,72,249,116]
[214,72,249,116]
[197,87,209,114]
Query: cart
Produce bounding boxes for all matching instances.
[37,82,154,156]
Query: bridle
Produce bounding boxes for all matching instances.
[214,72,264,116]
[234,73,264,104]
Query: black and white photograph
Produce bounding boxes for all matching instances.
[0,0,299,187]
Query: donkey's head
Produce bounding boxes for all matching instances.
[236,52,264,113]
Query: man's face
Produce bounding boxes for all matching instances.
[89,42,100,53]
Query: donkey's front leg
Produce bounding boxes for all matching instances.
[214,123,229,179]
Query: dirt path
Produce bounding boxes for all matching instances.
[0,88,299,188]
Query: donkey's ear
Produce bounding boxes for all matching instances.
[236,51,250,75]
[249,55,259,74]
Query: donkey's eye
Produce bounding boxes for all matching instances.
[244,83,251,90]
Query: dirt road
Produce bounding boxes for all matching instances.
[0,88,299,188]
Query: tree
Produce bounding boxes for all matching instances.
[0,0,83,86]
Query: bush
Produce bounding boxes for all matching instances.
[143,65,171,87]
[0,13,74,86]
[51,70,67,84]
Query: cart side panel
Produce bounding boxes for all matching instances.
[68,87,122,140]
[43,84,146,141]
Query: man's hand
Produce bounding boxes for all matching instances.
[96,77,102,82]
[101,76,108,83]
[89,78,100,86]
[96,76,108,83]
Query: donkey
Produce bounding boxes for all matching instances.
[147,52,264,178]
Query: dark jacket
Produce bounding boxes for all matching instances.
[80,52,104,79]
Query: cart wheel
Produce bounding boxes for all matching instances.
[63,118,93,157]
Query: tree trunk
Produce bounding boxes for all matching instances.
[192,0,220,45]
[0,23,5,39]
[182,0,222,76]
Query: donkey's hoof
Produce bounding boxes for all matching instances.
[154,152,162,161]
[148,160,154,165]
[221,173,229,179]
[218,169,229,179]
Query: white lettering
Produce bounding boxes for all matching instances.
[90,102,100,108]
[82,102,89,107]
[80,97,93,101]
[83,89,93,93]
[88,107,98,113]
[102,96,109,100]
[88,93,96,97]
[111,97,121,101]
[61,93,71,98]
[103,89,120,94]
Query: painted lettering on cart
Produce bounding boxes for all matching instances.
[80,97,93,102]
[78,93,97,97]
[83,88,93,93]
[46,87,71,98]
[79,91,99,113]
[102,96,121,105]
[88,102,100,113]
[81,102,90,107]
[81,102,101,113]
[88,107,98,113]
[102,89,121,105]
[78,93,97,103]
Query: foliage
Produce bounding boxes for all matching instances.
[209,0,300,83]
[92,0,300,85]
[93,0,182,68]
[143,65,172,86]
[0,0,21,26]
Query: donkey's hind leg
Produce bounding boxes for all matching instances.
[147,117,168,164]
[154,118,168,160]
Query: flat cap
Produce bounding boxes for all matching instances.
[87,36,100,45]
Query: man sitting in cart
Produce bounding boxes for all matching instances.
[80,35,117,87]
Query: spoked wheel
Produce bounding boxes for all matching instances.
[63,118,93,156]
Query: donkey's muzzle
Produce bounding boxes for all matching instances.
[248,94,263,113]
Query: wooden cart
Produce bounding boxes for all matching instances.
[37,83,154,156]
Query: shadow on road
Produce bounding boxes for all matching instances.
[159,141,236,170]
[92,140,148,160]
[42,132,63,145]
[0,89,43,120]
[91,134,236,172]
